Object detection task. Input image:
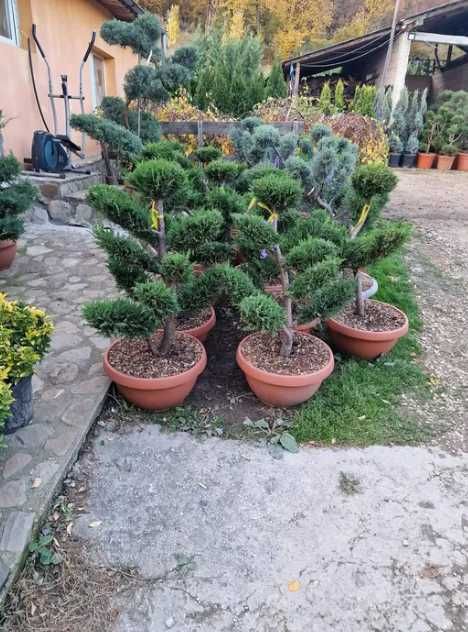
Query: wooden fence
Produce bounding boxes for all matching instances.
[159,120,305,147]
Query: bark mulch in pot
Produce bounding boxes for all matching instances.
[333,301,406,332]
[177,307,212,331]
[108,332,202,379]
[240,332,330,376]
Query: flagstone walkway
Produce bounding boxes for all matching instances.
[0,224,114,601]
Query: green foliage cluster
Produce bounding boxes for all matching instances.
[100,96,161,144]
[422,90,468,155]
[232,119,358,214]
[0,155,36,241]
[191,32,265,117]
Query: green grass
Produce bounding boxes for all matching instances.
[292,251,431,446]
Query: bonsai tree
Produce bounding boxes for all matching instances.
[348,163,398,238]
[344,221,411,317]
[100,13,197,131]
[0,155,36,243]
[70,114,143,184]
[234,171,354,357]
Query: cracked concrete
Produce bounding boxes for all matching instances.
[74,426,468,632]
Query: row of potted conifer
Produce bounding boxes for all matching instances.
[82,126,411,410]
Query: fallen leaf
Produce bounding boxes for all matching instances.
[31,602,37,616]
[31,478,42,489]
[89,520,102,529]
[288,580,301,592]
[66,522,73,536]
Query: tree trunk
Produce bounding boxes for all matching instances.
[147,336,160,357]
[356,271,365,318]
[280,326,294,358]
[101,142,117,185]
[159,316,176,356]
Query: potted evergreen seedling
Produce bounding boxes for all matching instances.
[0,293,53,434]
[0,155,36,270]
[327,222,411,360]
[233,172,354,407]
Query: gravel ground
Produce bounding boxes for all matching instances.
[387,169,468,453]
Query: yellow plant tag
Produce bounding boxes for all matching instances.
[267,211,279,223]
[150,201,159,231]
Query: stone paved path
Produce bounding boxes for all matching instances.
[0,224,114,600]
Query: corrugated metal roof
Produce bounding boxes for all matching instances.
[282,0,468,74]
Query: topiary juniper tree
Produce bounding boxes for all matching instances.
[100,12,197,121]
[234,171,354,357]
[0,155,36,241]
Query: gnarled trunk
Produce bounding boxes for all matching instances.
[159,315,176,356]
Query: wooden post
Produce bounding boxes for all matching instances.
[197,119,204,148]
[293,62,301,99]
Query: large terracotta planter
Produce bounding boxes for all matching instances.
[264,282,283,298]
[295,318,320,334]
[179,306,216,343]
[416,152,436,169]
[436,155,456,171]
[456,153,468,172]
[0,240,17,271]
[327,301,409,361]
[236,333,334,407]
[103,335,207,410]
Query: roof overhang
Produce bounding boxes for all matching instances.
[95,0,143,21]
[282,0,468,76]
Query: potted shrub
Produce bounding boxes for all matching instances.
[388,133,403,167]
[327,222,411,360]
[233,172,354,407]
[401,132,419,168]
[88,159,223,342]
[0,155,36,271]
[84,252,209,410]
[0,293,53,433]
[436,144,458,171]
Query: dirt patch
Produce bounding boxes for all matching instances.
[108,331,202,379]
[0,458,134,632]
[333,301,406,332]
[240,331,330,375]
[386,170,468,453]
[183,306,292,427]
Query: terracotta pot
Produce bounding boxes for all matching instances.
[179,306,216,343]
[264,282,283,298]
[0,240,17,271]
[326,301,409,361]
[456,152,468,172]
[103,335,207,410]
[192,263,206,276]
[236,333,334,407]
[436,155,456,171]
[416,152,436,169]
[294,318,320,334]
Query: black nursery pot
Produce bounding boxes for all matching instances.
[401,153,417,168]
[388,153,402,167]
[5,376,33,434]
